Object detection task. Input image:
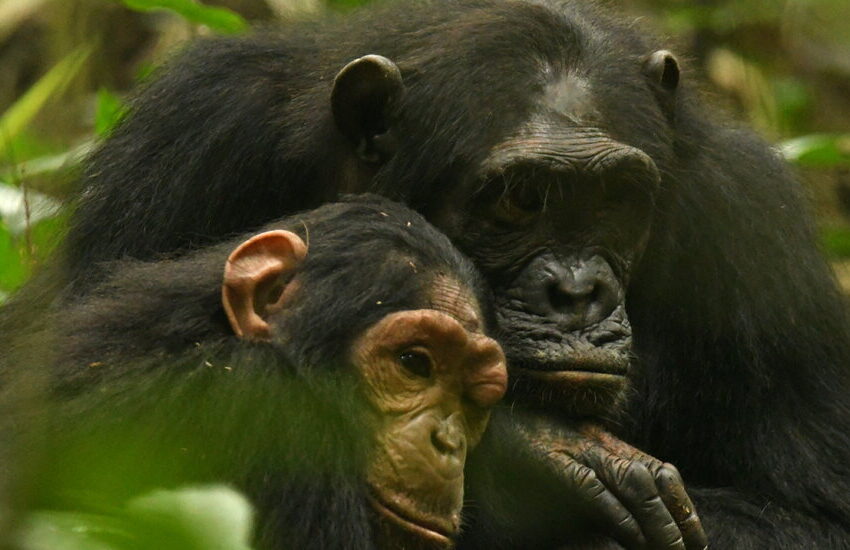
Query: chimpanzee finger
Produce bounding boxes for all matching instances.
[654,463,708,550]
[585,447,685,550]
[547,451,647,548]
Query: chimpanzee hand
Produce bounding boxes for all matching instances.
[512,413,708,550]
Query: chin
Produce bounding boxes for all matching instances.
[505,346,632,419]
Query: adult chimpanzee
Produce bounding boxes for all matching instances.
[21,196,508,550]
[7,0,850,548]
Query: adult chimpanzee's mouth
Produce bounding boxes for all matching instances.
[367,494,456,546]
[505,348,631,416]
[508,349,630,376]
[521,360,628,376]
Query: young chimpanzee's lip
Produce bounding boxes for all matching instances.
[367,493,456,545]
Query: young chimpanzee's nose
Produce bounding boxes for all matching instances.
[516,255,620,329]
[431,413,466,458]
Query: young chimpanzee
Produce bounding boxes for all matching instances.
[21,195,507,550]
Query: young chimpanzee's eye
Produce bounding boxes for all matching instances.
[398,349,433,378]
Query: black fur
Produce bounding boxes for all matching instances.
[6,0,850,547]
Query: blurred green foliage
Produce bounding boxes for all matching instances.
[116,0,248,34]
[20,486,256,550]
[0,47,91,154]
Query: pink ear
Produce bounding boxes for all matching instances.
[221,230,307,341]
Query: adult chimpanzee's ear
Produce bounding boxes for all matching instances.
[331,54,404,164]
[643,50,680,92]
[222,230,307,342]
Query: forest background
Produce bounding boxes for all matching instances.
[0,0,849,302]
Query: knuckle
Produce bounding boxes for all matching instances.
[660,462,684,484]
[577,466,602,491]
[624,460,654,491]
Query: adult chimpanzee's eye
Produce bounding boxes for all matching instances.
[493,199,533,225]
[490,182,543,226]
[398,349,433,378]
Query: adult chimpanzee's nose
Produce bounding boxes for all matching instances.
[517,255,620,329]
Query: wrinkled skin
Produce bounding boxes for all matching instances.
[463,410,707,550]
[353,307,507,547]
[520,417,705,550]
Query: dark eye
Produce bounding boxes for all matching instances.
[494,201,538,225]
[398,349,432,378]
[482,178,544,226]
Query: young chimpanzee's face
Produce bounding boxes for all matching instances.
[221,221,507,548]
[352,277,506,548]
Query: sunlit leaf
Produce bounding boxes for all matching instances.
[127,486,255,550]
[117,0,248,34]
[1,142,92,182]
[0,182,62,235]
[780,134,850,167]
[18,486,256,550]
[0,46,92,154]
[18,511,130,550]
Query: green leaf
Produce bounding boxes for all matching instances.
[821,227,850,258]
[0,46,92,155]
[780,134,850,167]
[0,212,65,295]
[95,89,127,137]
[117,0,248,34]
[0,132,61,165]
[0,222,28,292]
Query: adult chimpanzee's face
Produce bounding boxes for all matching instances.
[426,86,661,417]
[331,32,678,417]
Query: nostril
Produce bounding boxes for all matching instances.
[431,419,464,456]
[431,430,448,454]
[547,280,598,314]
[432,427,460,456]
[547,281,573,313]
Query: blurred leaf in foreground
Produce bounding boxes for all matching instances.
[0,47,92,156]
[19,486,256,550]
[117,0,248,34]
[780,134,850,167]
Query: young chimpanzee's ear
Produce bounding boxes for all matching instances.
[331,54,405,164]
[222,230,307,342]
